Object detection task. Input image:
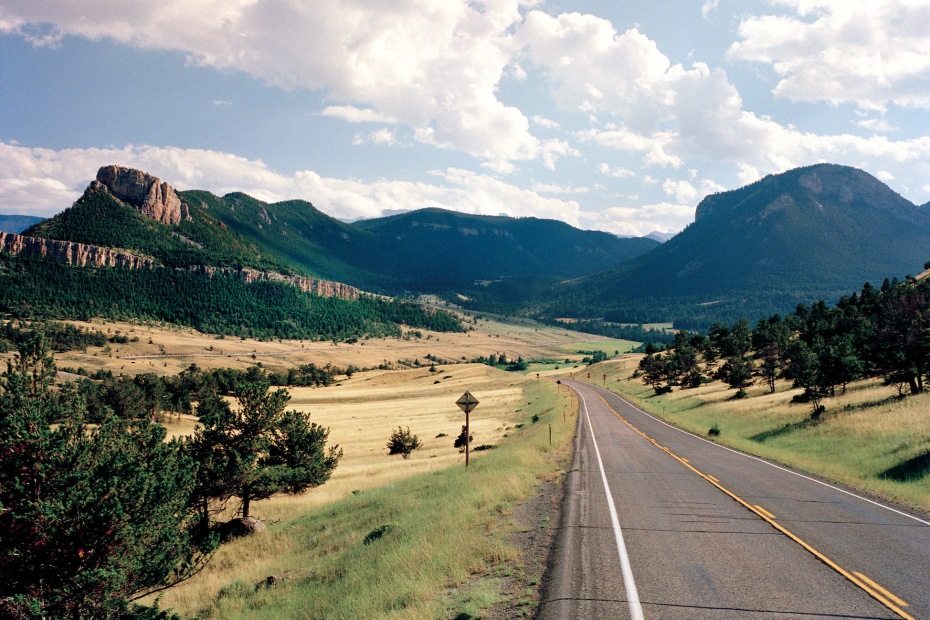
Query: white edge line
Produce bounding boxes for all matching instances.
[576,389,646,620]
[592,383,930,528]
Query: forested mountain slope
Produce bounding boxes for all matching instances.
[543,164,930,328]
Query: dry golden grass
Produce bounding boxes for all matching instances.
[25,311,622,379]
[153,362,542,613]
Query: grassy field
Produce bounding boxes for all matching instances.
[148,368,576,618]
[14,312,592,617]
[573,356,930,514]
[37,311,613,378]
[556,339,638,357]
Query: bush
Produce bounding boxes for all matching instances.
[387,426,422,459]
[453,425,473,452]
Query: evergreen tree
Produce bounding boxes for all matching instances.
[387,426,422,459]
[0,335,210,618]
[189,381,341,521]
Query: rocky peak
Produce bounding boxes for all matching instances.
[94,165,190,225]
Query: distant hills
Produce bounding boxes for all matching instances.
[9,162,930,333]
[543,163,930,328]
[175,192,659,306]
[0,214,44,234]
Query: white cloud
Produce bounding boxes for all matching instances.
[855,118,899,133]
[531,183,589,194]
[701,1,720,19]
[0,142,585,226]
[662,178,698,203]
[598,163,636,178]
[321,106,398,124]
[0,0,546,165]
[580,202,695,237]
[728,0,930,110]
[532,115,561,129]
[353,129,397,146]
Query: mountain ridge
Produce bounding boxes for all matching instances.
[542,163,930,328]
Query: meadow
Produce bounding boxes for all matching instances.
[150,366,576,618]
[110,312,591,618]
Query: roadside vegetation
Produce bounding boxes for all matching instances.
[147,375,576,618]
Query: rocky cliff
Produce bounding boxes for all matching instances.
[94,165,190,225]
[0,231,156,269]
[0,230,363,301]
[190,265,361,300]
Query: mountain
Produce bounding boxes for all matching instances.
[645,231,675,243]
[0,214,44,234]
[181,194,659,305]
[26,166,288,274]
[545,164,930,328]
[6,166,465,340]
[354,207,658,287]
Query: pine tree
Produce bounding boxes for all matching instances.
[0,334,210,618]
[190,381,341,521]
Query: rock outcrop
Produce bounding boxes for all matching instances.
[191,265,361,300]
[0,231,156,269]
[94,165,190,225]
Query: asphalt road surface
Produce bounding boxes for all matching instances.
[538,380,930,620]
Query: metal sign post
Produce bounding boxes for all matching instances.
[456,391,480,468]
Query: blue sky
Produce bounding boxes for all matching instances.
[2,0,929,236]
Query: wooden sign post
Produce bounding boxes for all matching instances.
[456,391,480,468]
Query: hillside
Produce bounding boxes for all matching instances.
[0,214,44,234]
[7,166,464,340]
[356,207,657,287]
[543,164,930,328]
[182,194,659,306]
[27,168,288,273]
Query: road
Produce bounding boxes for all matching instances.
[538,380,930,620]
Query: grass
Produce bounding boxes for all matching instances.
[25,311,607,378]
[555,339,637,357]
[149,371,577,618]
[575,357,930,513]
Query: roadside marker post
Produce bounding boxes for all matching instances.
[456,391,480,468]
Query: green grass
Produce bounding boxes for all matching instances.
[556,339,637,356]
[184,380,576,619]
[583,360,930,513]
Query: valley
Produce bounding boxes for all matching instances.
[2,162,930,619]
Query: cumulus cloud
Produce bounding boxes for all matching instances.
[321,106,397,124]
[728,0,930,110]
[662,178,698,203]
[0,0,551,166]
[701,1,720,19]
[580,202,695,237]
[0,142,585,226]
[595,164,633,179]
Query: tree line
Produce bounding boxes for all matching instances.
[0,335,341,618]
[0,254,464,341]
[637,275,930,416]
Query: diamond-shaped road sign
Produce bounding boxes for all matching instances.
[456,391,479,413]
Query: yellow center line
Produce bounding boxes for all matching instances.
[591,390,915,620]
[854,572,910,608]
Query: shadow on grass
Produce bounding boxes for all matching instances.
[749,418,817,443]
[880,451,930,482]
[842,394,906,413]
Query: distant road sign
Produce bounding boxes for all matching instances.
[456,392,480,413]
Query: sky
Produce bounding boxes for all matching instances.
[2,0,930,237]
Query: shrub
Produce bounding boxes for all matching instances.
[453,425,473,452]
[387,426,422,459]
